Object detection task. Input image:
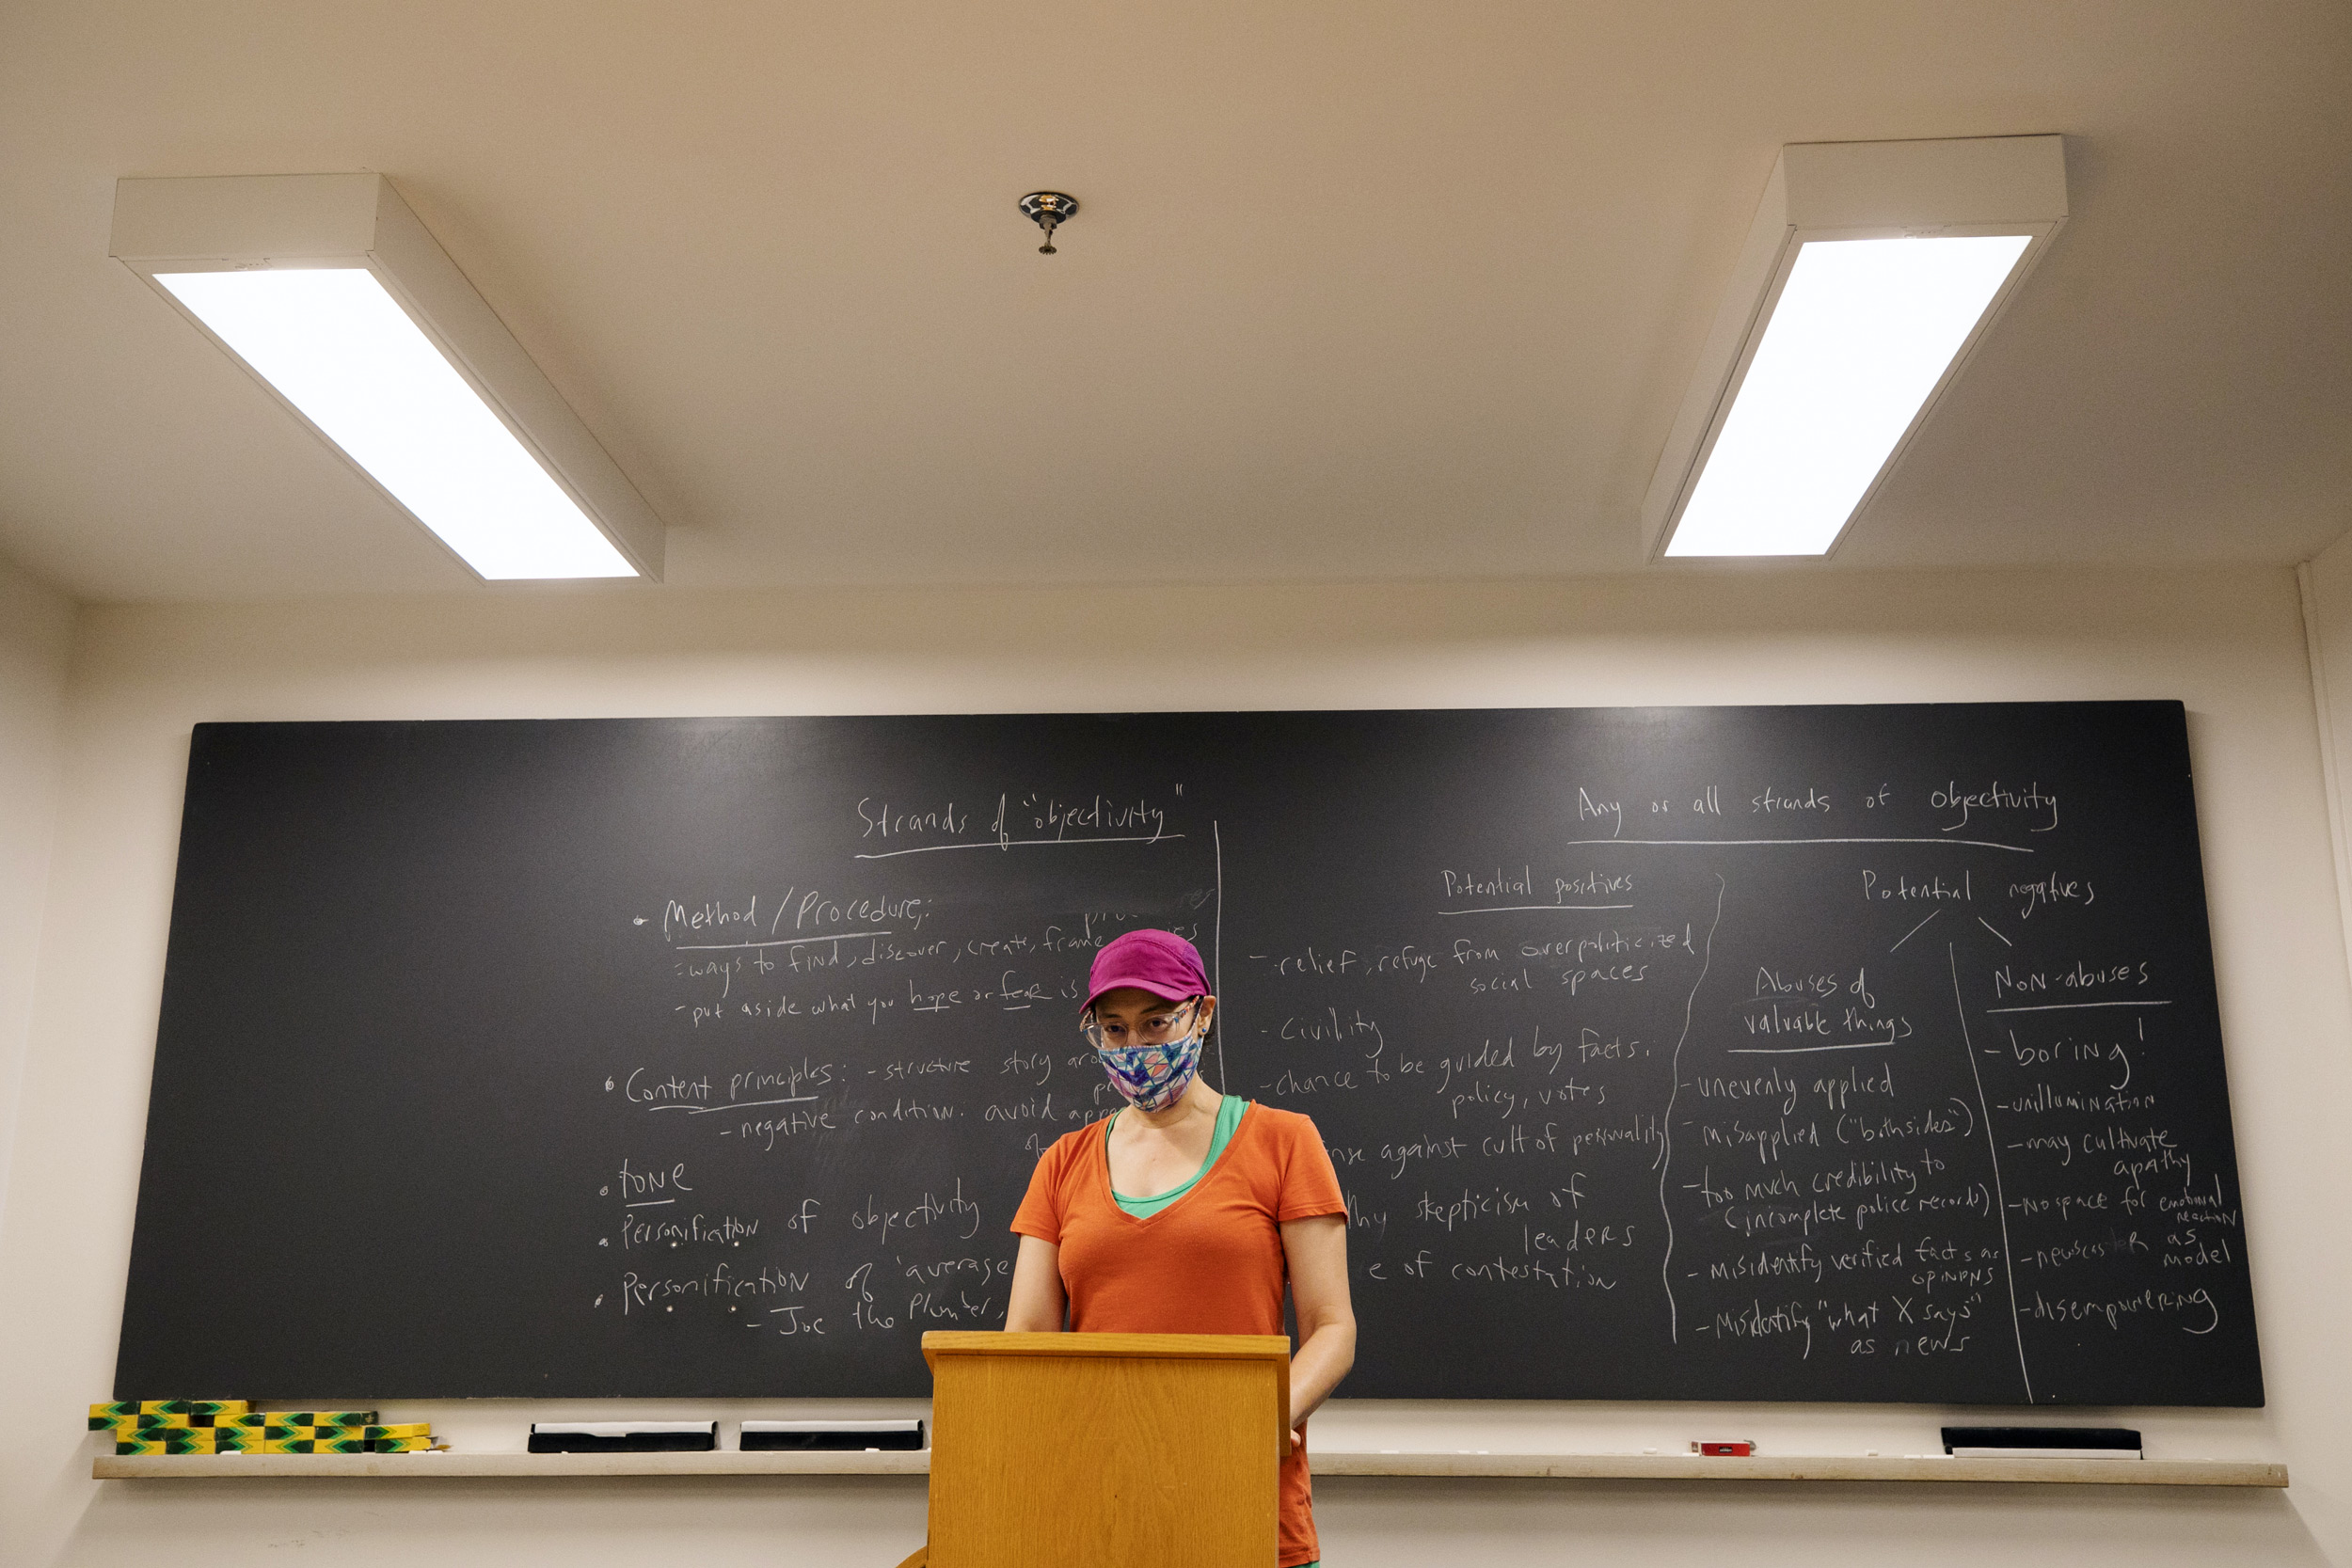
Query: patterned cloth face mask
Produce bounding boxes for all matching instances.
[1089,998,1206,1112]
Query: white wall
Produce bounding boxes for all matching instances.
[4,564,2346,1568]
[0,553,72,1241]
[2300,542,2352,996]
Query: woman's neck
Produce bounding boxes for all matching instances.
[1119,1075,1221,1132]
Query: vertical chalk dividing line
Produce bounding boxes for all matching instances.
[1655,874,1726,1345]
[1950,940,2034,1403]
[1213,820,1226,1091]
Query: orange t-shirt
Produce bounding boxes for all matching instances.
[1011,1101,1348,1568]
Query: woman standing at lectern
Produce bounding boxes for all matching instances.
[1006,928,1356,1568]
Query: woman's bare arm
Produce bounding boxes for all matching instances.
[1280,1214,1357,1431]
[1003,1235,1068,1331]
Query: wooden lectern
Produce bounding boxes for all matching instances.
[902,1331,1293,1568]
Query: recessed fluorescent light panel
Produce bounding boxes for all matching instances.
[1645,136,2069,560]
[155,268,633,578]
[1666,234,2031,557]
[111,175,663,581]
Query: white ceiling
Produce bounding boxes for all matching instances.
[2,2,2347,602]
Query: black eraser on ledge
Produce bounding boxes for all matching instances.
[1941,1427,2141,1452]
[741,1419,925,1451]
[529,1421,717,1453]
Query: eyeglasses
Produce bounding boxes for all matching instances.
[1081,996,1203,1053]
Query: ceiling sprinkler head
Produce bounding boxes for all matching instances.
[1018,192,1079,255]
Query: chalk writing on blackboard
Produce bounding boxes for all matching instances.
[115,705,2261,1406]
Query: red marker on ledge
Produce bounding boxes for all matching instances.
[1692,1441,1756,1457]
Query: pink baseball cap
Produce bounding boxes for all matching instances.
[1082,928,1210,1013]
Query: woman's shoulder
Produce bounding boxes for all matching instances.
[1240,1101,1326,1146]
[1238,1101,1348,1214]
[1035,1115,1114,1169]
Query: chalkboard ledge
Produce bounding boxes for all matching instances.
[1311,1452,2287,1487]
[92,1451,2284,1487]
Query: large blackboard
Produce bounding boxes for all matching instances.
[118,705,2262,1405]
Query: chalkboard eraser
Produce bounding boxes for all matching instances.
[1941,1426,2141,1459]
[740,1419,924,1452]
[528,1421,716,1453]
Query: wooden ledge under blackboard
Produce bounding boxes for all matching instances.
[92,1450,2285,1487]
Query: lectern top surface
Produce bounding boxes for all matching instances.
[922,1331,1292,1369]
